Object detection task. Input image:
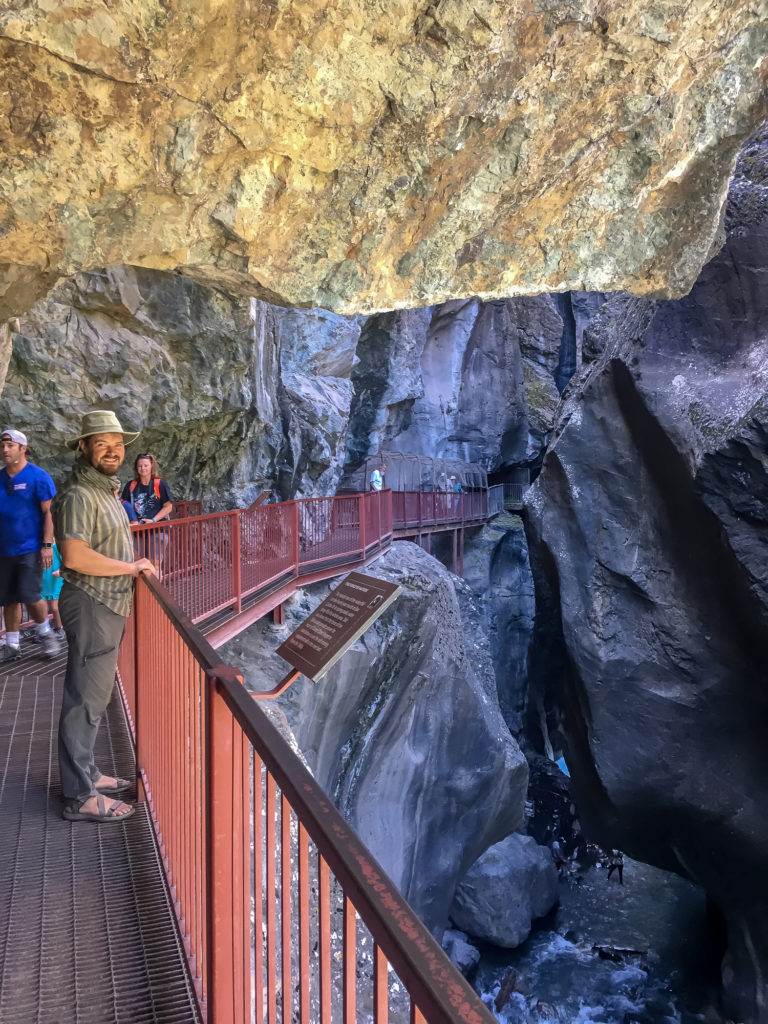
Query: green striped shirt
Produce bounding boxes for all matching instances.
[52,458,135,617]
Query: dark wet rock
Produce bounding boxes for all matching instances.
[525,128,768,1023]
[550,292,610,393]
[450,834,559,948]
[523,756,578,854]
[493,967,520,1013]
[441,929,481,979]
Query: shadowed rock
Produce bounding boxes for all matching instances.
[525,126,768,1023]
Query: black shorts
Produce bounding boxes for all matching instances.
[0,552,43,606]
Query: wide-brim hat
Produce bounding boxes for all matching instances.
[66,410,140,450]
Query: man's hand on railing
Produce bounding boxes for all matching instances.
[132,558,157,577]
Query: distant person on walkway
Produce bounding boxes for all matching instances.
[369,462,386,492]
[451,475,463,512]
[54,410,155,824]
[121,452,173,570]
[121,452,173,525]
[607,849,624,884]
[0,427,61,661]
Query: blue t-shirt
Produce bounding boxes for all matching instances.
[0,462,57,557]
[121,499,138,523]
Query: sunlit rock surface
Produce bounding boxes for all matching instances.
[221,542,528,933]
[1,1,767,317]
[525,125,768,1023]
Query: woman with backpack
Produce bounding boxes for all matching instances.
[121,452,173,570]
[121,452,173,523]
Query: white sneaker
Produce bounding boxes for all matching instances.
[41,631,61,659]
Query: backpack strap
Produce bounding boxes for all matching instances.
[128,478,163,510]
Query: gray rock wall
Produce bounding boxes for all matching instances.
[1,267,565,503]
[431,513,535,737]
[0,266,359,505]
[347,296,570,471]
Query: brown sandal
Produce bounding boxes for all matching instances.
[62,792,135,824]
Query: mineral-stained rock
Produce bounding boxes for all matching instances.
[1,2,767,317]
[525,127,768,1022]
[221,542,529,933]
[450,833,559,948]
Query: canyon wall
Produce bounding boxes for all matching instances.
[0,268,562,499]
[525,125,768,1023]
[1,1,767,317]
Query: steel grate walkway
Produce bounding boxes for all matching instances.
[0,638,201,1024]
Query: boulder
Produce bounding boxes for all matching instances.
[221,541,529,933]
[450,833,559,947]
[441,929,481,978]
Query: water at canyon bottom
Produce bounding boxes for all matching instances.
[472,857,724,1024]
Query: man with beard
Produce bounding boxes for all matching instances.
[53,411,155,824]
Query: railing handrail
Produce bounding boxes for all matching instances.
[132,572,497,1024]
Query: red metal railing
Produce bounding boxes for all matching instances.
[391,490,488,531]
[172,500,204,519]
[129,491,392,628]
[487,484,504,517]
[116,576,497,1024]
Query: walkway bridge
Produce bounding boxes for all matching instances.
[1,484,505,1024]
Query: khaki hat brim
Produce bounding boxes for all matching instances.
[66,429,140,451]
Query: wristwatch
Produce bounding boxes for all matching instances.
[42,543,53,548]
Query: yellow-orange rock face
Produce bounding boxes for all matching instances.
[0,1,766,316]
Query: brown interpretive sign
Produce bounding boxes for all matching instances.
[276,572,402,682]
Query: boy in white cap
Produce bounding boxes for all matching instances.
[0,426,60,660]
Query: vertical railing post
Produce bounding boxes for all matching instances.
[292,501,300,575]
[206,675,235,1024]
[231,512,242,613]
[133,577,145,800]
[376,490,382,550]
[359,493,366,556]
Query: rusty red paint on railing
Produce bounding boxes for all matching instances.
[116,575,498,1024]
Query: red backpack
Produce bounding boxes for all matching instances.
[129,478,162,501]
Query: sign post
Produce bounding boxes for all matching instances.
[253,572,402,699]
